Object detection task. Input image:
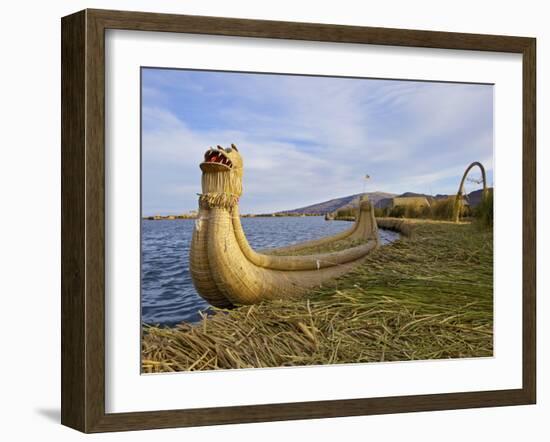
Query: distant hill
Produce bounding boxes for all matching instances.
[277,192,396,215]
[466,188,493,207]
[278,188,492,215]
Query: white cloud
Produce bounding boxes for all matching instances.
[142,74,493,214]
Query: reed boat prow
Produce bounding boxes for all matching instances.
[189,145,380,307]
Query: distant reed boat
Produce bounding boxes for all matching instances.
[189,144,380,307]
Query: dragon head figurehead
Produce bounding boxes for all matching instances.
[199,144,243,209]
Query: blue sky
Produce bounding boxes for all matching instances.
[142,68,493,215]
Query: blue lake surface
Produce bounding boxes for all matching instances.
[141,216,399,326]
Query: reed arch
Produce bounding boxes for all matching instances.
[453,161,488,222]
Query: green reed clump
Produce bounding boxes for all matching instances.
[358,197,472,221]
[374,207,387,218]
[335,208,356,218]
[431,197,457,220]
[142,220,493,373]
[473,192,493,228]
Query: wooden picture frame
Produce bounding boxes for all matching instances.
[61,8,536,433]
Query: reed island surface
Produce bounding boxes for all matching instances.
[142,219,493,372]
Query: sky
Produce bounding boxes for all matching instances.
[141,68,493,215]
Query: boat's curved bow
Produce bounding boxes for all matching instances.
[189,145,379,307]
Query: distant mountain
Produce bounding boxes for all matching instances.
[466,188,493,207]
[278,188,492,215]
[277,192,396,215]
[397,192,432,199]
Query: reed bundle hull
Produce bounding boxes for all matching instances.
[189,145,380,307]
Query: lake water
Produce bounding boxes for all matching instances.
[141,216,399,326]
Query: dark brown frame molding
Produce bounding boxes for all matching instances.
[61,9,536,433]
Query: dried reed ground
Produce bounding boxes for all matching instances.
[142,219,493,372]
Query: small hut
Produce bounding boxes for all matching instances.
[391,196,431,208]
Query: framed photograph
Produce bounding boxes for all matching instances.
[61,9,536,433]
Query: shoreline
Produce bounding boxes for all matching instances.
[143,213,330,220]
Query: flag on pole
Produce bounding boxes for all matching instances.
[362,174,370,196]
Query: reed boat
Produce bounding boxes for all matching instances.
[189,144,380,307]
